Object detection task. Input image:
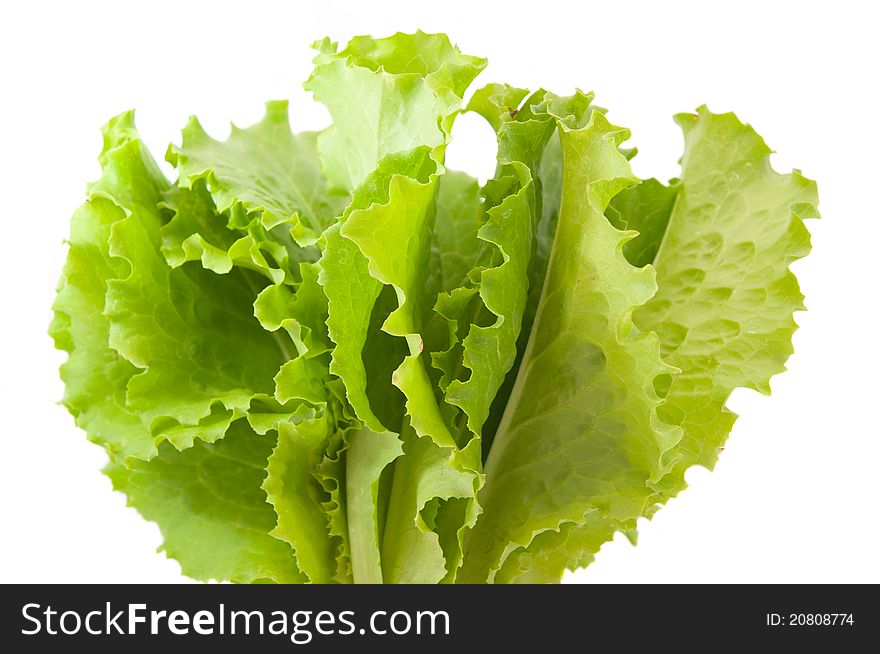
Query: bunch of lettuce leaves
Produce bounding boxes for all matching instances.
[50,31,817,584]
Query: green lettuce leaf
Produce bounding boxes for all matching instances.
[345,428,404,583]
[49,176,150,461]
[605,177,680,268]
[440,85,556,441]
[459,94,680,583]
[306,31,485,193]
[105,194,285,432]
[428,170,483,295]
[106,419,304,583]
[381,424,481,583]
[305,428,350,584]
[51,112,289,461]
[633,107,817,501]
[253,261,332,361]
[168,100,346,252]
[262,412,336,583]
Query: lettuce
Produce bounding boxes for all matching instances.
[51,31,817,583]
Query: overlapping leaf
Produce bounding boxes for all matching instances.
[51,113,290,462]
[632,108,817,503]
[106,420,304,583]
[459,95,680,583]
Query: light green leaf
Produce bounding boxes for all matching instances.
[521,129,563,342]
[459,97,679,583]
[492,109,817,581]
[336,144,487,583]
[262,413,336,583]
[345,429,403,583]
[443,85,557,437]
[50,191,150,461]
[105,183,288,437]
[340,147,438,351]
[168,100,346,246]
[605,177,680,268]
[494,511,620,583]
[105,419,304,583]
[160,181,236,273]
[160,182,299,286]
[254,261,332,360]
[314,429,354,583]
[306,32,485,193]
[274,355,329,406]
[422,171,483,391]
[54,112,290,460]
[634,107,817,496]
[428,170,483,295]
[318,223,386,431]
[480,102,565,455]
[381,423,481,583]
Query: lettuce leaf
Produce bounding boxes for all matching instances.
[51,112,290,462]
[458,95,679,583]
[106,420,304,583]
[634,107,817,504]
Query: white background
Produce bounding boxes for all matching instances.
[1,0,877,584]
